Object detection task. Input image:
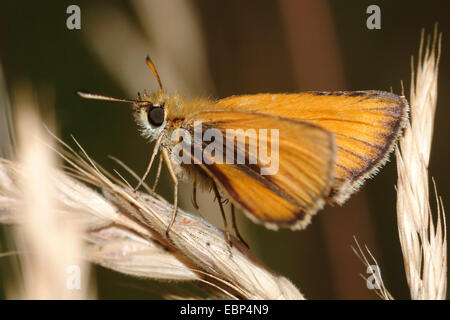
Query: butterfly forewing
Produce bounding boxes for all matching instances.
[181,111,335,229]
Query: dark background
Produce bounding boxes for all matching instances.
[0,0,449,299]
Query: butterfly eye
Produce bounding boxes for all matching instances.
[147,107,165,127]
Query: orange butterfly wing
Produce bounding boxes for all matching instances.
[212,91,408,204]
[181,111,335,229]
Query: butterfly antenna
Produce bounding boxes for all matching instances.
[145,55,164,91]
[76,91,148,106]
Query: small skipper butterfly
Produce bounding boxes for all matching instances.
[77,56,408,243]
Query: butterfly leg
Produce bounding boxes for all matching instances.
[151,155,163,192]
[134,134,163,192]
[211,180,232,246]
[191,179,199,210]
[161,148,179,237]
[230,204,249,248]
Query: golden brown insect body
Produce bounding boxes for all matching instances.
[78,56,408,234]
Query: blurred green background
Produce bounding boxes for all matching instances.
[0,0,449,299]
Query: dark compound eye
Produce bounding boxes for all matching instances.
[147,107,165,127]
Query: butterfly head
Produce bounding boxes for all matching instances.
[132,90,168,141]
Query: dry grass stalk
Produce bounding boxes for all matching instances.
[0,135,304,300]
[352,237,392,300]
[352,27,447,300]
[396,26,447,300]
[4,84,93,299]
